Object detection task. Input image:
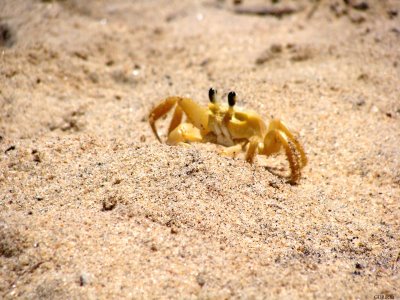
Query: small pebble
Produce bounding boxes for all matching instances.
[102,195,118,211]
[79,272,91,286]
[196,273,206,287]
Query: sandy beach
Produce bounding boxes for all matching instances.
[1,0,399,298]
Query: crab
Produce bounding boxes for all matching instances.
[149,88,307,184]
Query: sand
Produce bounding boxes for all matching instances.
[1,0,399,298]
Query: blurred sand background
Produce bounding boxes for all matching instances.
[1,0,399,298]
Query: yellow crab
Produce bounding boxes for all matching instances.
[149,88,307,184]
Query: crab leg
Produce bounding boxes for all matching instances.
[245,137,260,164]
[149,97,210,143]
[167,123,203,145]
[221,143,246,157]
[149,97,181,142]
[168,105,183,135]
[261,129,300,184]
[268,119,308,167]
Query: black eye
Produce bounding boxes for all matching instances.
[209,88,217,103]
[228,91,236,106]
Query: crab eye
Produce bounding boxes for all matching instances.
[228,91,236,107]
[209,88,217,103]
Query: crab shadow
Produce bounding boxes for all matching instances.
[262,166,297,185]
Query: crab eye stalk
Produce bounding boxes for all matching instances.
[209,88,217,103]
[228,91,236,107]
